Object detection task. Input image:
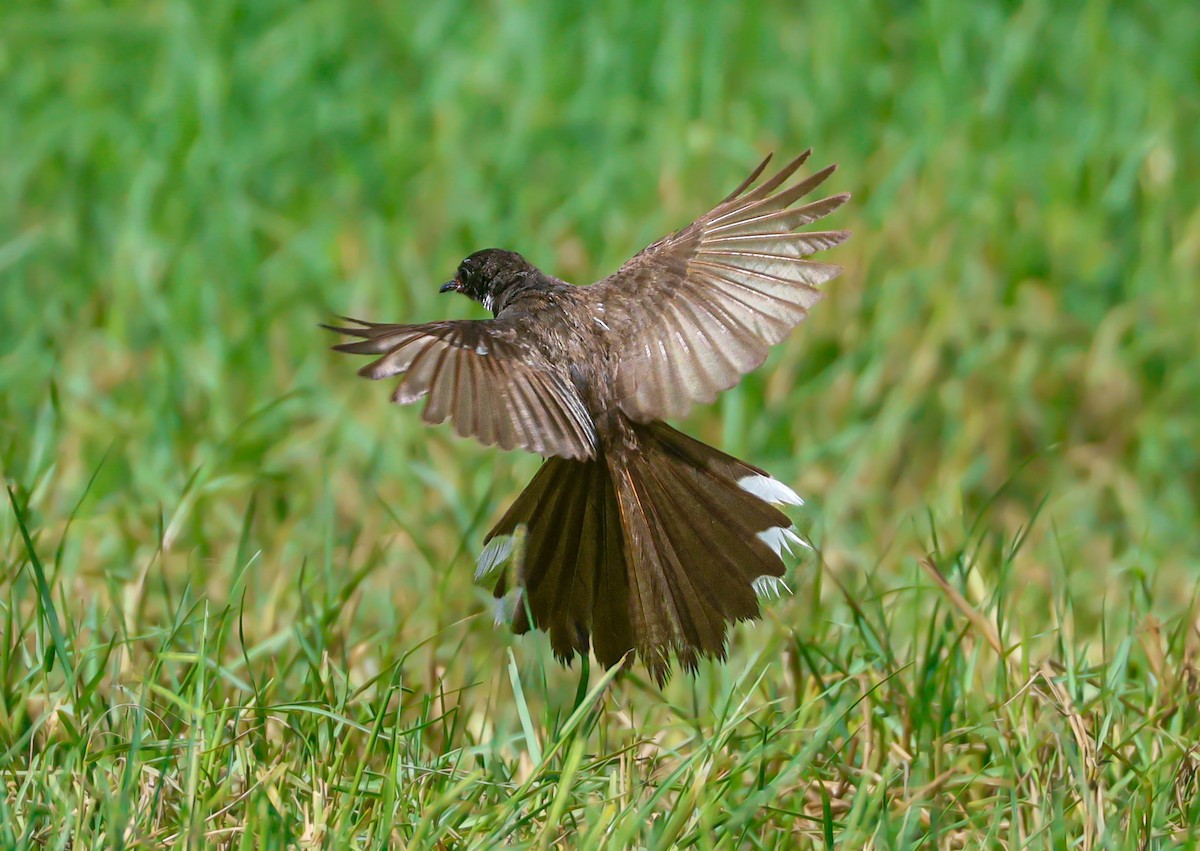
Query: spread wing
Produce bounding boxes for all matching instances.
[325,317,598,460]
[589,150,849,421]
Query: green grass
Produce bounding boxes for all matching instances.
[2,0,1199,846]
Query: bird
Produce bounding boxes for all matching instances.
[325,150,849,685]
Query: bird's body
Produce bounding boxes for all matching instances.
[327,151,849,684]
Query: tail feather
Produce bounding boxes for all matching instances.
[477,420,804,684]
[481,458,632,665]
[622,470,742,670]
[615,424,795,682]
[584,461,635,669]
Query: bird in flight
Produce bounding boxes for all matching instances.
[326,150,849,685]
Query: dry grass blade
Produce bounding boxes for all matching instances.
[918,556,1010,668]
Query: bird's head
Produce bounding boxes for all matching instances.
[440,248,537,315]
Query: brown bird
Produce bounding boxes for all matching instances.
[326,150,849,684]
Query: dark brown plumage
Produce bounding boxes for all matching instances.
[325,150,849,684]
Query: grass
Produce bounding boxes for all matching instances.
[2,0,1199,846]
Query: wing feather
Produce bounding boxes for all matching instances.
[588,152,848,421]
[327,317,597,460]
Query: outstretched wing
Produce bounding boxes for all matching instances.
[588,151,849,422]
[325,317,598,460]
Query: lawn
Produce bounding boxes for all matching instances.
[2,0,1199,847]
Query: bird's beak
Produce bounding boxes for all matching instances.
[439,279,461,294]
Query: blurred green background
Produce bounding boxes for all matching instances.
[4,0,1196,625]
[2,0,1198,843]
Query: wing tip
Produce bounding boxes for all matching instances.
[362,360,399,381]
[825,192,852,213]
[322,316,373,343]
[786,148,814,172]
[719,152,776,204]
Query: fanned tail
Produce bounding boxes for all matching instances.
[476,421,806,685]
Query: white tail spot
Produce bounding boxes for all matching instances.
[753,575,792,600]
[738,474,804,506]
[493,589,522,626]
[757,525,810,558]
[476,535,514,581]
